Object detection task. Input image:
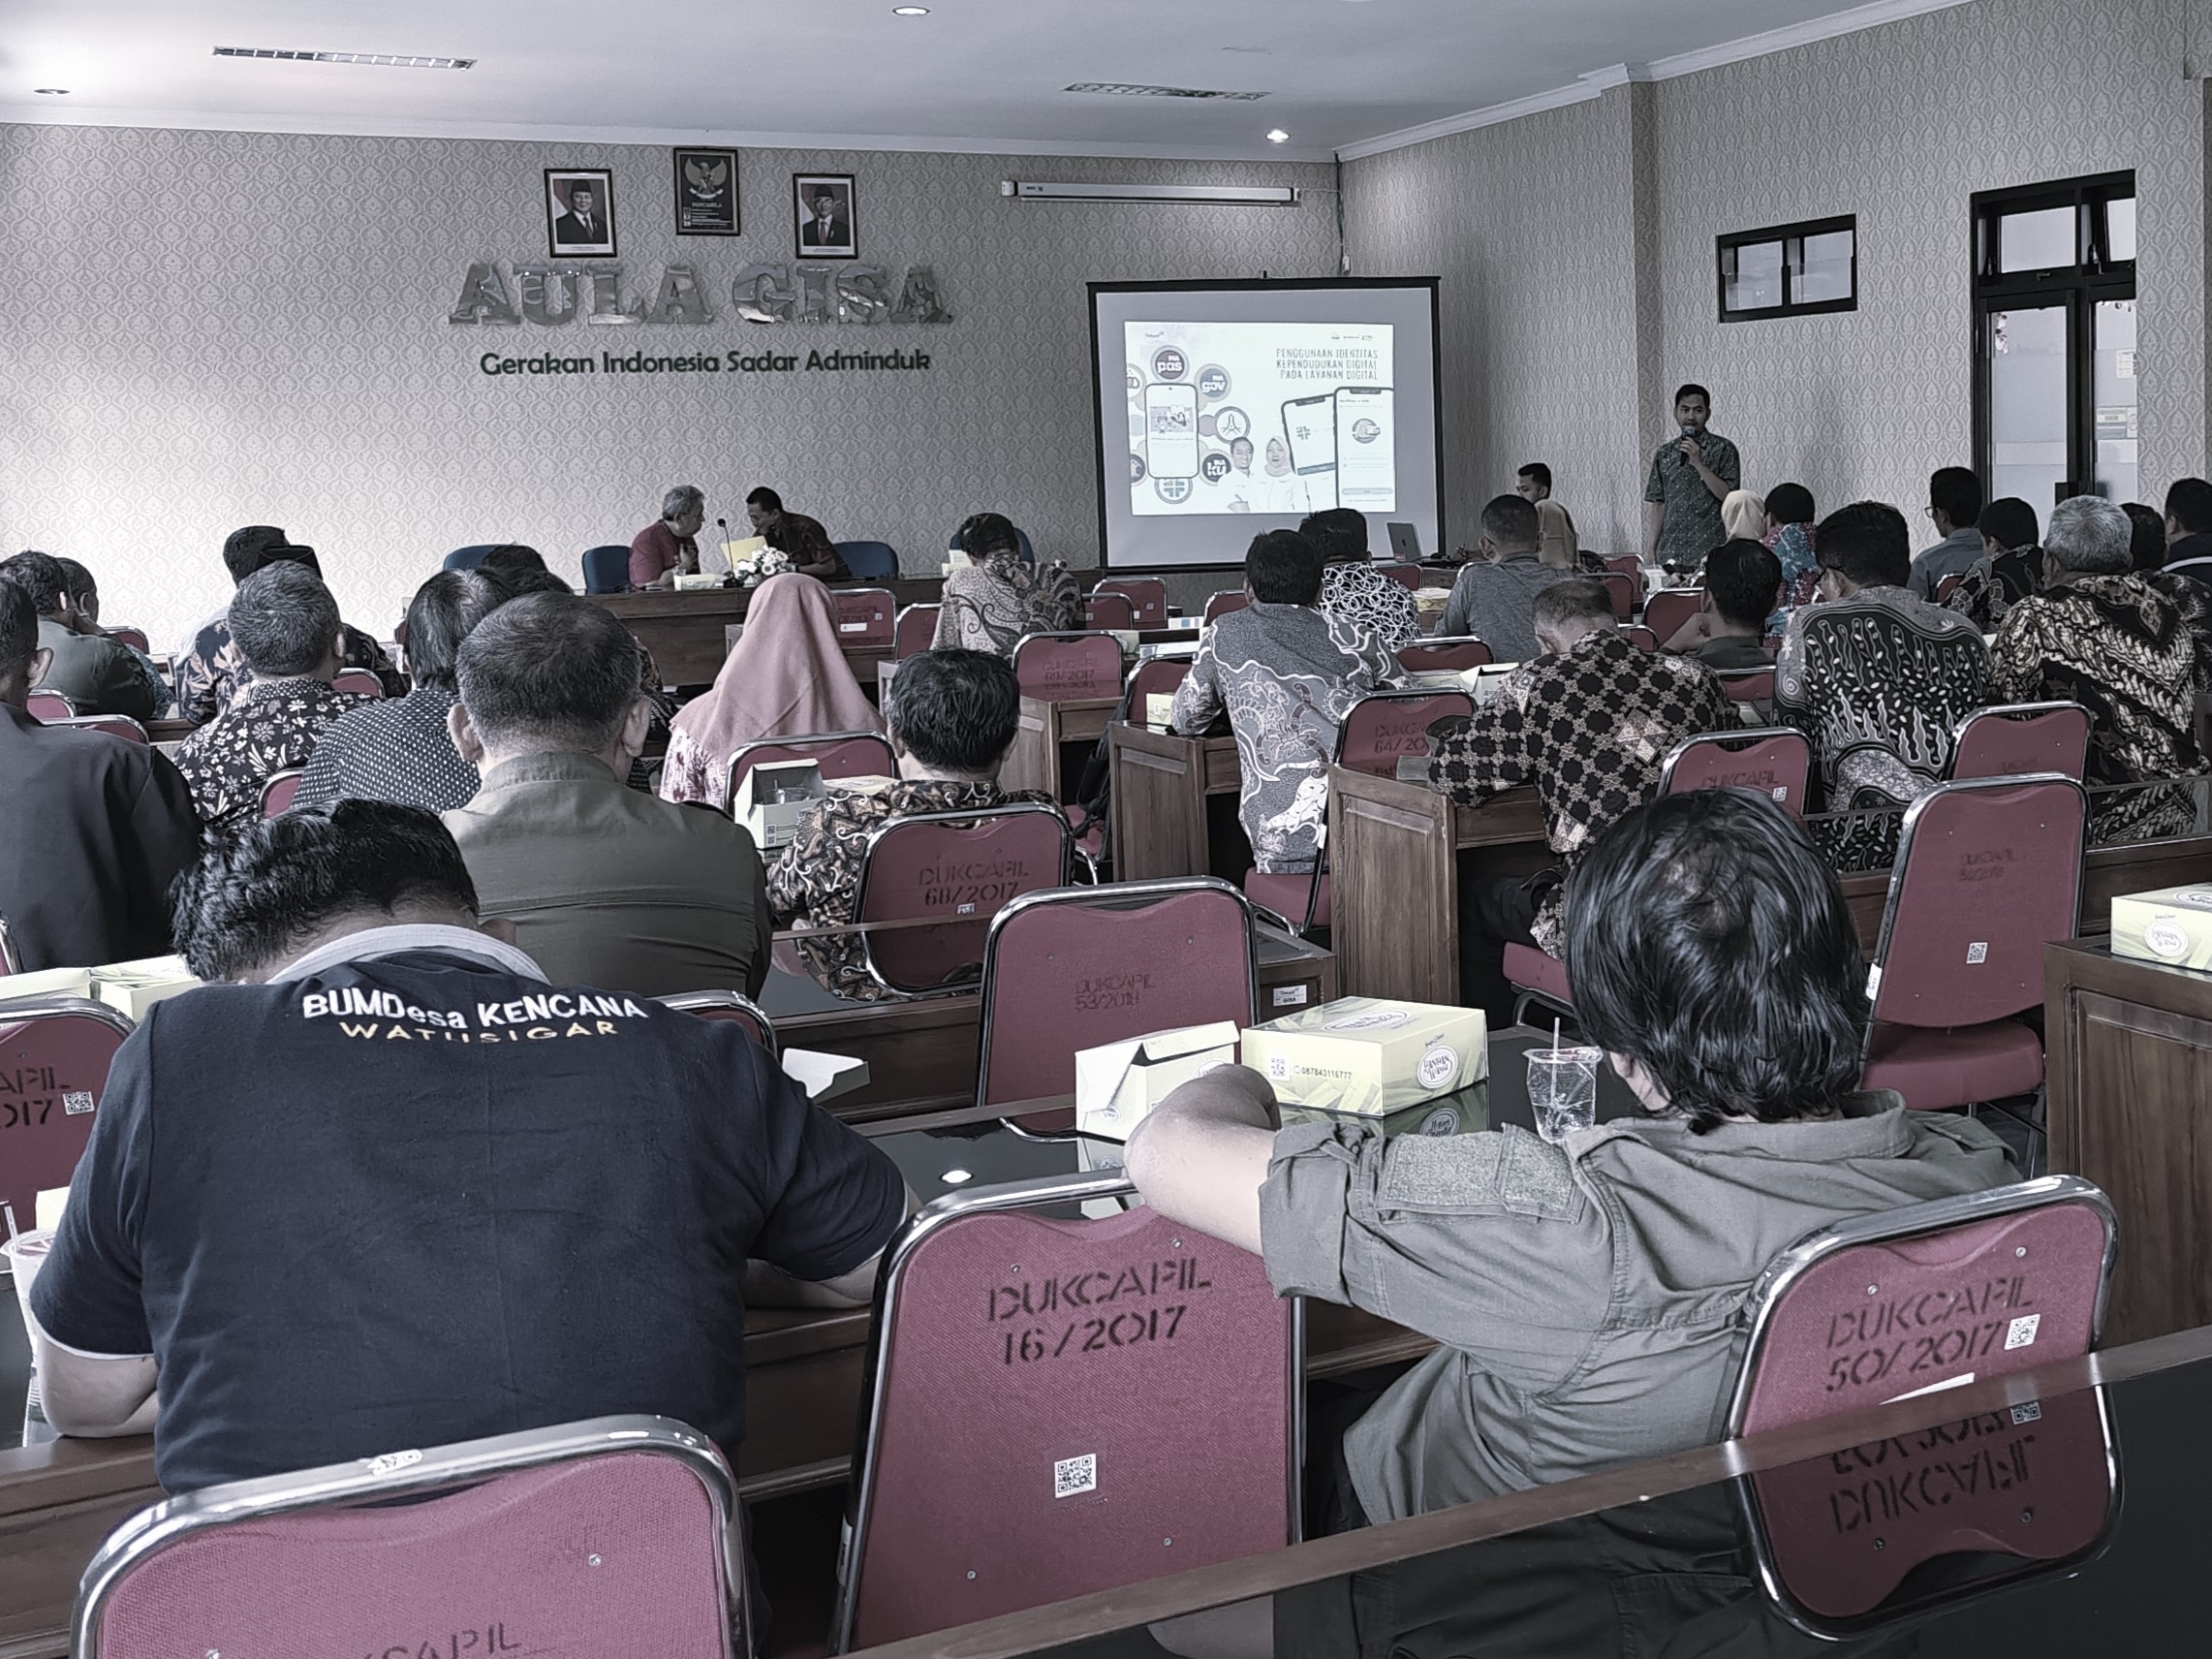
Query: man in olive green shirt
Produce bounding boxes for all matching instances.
[444,592,769,998]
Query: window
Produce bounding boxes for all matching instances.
[1716,216,1857,322]
[1973,172,2135,510]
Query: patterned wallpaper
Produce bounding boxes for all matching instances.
[1346,0,2209,553]
[0,126,1337,645]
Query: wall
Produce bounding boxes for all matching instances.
[0,126,1337,644]
[1345,0,2210,550]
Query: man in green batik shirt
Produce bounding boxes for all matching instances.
[1643,384,1740,569]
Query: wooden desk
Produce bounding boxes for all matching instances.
[595,579,942,686]
[1106,722,1245,882]
[1000,694,1118,803]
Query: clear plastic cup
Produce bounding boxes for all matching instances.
[1526,1047,1602,1143]
[3,1230,53,1347]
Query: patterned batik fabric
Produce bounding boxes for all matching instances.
[764,778,1058,1000]
[175,615,399,725]
[1642,429,1741,568]
[1430,630,1733,955]
[1320,562,1421,652]
[1988,574,2210,844]
[933,555,1084,656]
[1943,544,2046,634]
[1167,603,1401,874]
[172,676,366,830]
[1774,585,1991,872]
[1764,522,1821,637]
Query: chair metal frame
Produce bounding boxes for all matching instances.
[1640,585,1705,642]
[891,602,941,660]
[1624,624,1659,652]
[654,989,779,1057]
[260,767,307,817]
[1081,590,1138,631]
[975,876,1260,1111]
[722,730,897,817]
[1655,726,1811,805]
[1947,700,2092,782]
[74,1414,753,1659]
[0,915,18,975]
[853,803,1075,999]
[1009,631,1126,700]
[830,1171,1305,1654]
[1201,589,1248,626]
[25,688,83,720]
[1395,635,1492,673]
[330,668,386,699]
[1724,1174,2119,1439]
[45,713,151,744]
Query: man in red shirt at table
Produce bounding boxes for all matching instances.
[746,486,849,581]
[629,484,705,590]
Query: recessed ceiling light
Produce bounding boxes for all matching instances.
[34,87,70,94]
[893,5,930,13]
[1266,129,1290,143]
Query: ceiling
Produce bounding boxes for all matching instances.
[0,0,1967,161]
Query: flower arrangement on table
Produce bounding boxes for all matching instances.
[731,547,794,587]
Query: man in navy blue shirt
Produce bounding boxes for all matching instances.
[29,799,908,1492]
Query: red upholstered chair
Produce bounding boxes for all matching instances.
[1396,636,1492,673]
[1201,589,1249,626]
[48,714,149,744]
[109,626,151,654]
[1375,563,1423,590]
[1595,572,1636,620]
[892,603,940,660]
[831,1173,1299,1652]
[1502,942,1573,1028]
[656,989,777,1055]
[1124,656,1191,721]
[1335,690,1475,779]
[1603,554,1644,582]
[832,587,897,651]
[1081,590,1137,631]
[1934,571,1965,603]
[74,1416,751,1659]
[1659,728,1812,817]
[724,732,897,816]
[1641,586,1703,644]
[1717,667,1776,704]
[1947,701,2091,782]
[24,690,78,721]
[260,769,305,817]
[854,804,1073,995]
[0,996,134,1225]
[330,668,385,699]
[1011,632,1122,702]
[977,878,1256,1111]
[1859,776,2087,1111]
[1094,576,1168,628]
[1624,624,1659,652]
[1728,1175,2116,1438]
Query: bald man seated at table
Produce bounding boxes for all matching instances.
[1125,790,2013,1532]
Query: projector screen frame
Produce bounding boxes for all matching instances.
[1087,275,1446,575]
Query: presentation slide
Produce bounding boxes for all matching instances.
[1090,280,1441,572]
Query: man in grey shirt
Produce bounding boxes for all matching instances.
[1125,788,2014,1530]
[1439,495,1566,662]
[1908,466,1985,599]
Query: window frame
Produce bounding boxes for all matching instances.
[1715,214,1858,324]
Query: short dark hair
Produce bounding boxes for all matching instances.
[1815,502,1912,590]
[0,550,67,615]
[0,576,36,670]
[885,648,1021,773]
[1928,466,1982,529]
[1297,508,1369,564]
[221,525,317,584]
[1245,530,1324,605]
[1567,789,1867,1134]
[1516,462,1552,491]
[402,571,506,692]
[2123,503,2167,573]
[2166,478,2212,537]
[746,486,784,515]
[494,569,575,599]
[171,800,481,981]
[454,591,642,753]
[1763,483,1814,526]
[51,556,95,607]
[1673,383,1711,409]
[478,545,547,582]
[1480,493,1541,552]
[956,512,1021,559]
[1531,578,1615,635]
[1978,497,2039,553]
[231,562,341,677]
[1704,539,1783,631]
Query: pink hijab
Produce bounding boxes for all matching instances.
[669,573,884,761]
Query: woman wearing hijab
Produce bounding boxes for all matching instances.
[1720,488,1766,545]
[658,572,884,808]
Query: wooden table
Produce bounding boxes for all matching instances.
[594,579,943,686]
[1107,723,1247,883]
[999,693,1118,804]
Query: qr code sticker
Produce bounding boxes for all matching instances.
[1265,1055,1289,1080]
[1054,1454,1097,1498]
[1771,787,1788,803]
[1966,942,1989,965]
[62,1091,95,1116]
[2005,1313,2041,1351]
[2009,1400,2043,1426]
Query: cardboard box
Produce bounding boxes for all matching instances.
[738,760,826,852]
[0,967,96,1006]
[1075,1020,1240,1142]
[91,955,201,1020]
[674,572,723,591]
[2111,886,2212,969]
[1144,691,1177,729]
[1241,996,1487,1116]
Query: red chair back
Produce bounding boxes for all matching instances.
[855,806,1073,995]
[835,1181,1295,1651]
[1659,728,1812,817]
[48,714,150,744]
[1949,702,2091,782]
[1082,590,1137,631]
[1934,571,1965,603]
[1624,624,1659,652]
[330,668,385,699]
[978,879,1255,1108]
[1125,657,1191,723]
[1729,1176,2115,1438]
[0,998,134,1225]
[1595,572,1636,619]
[1201,590,1249,626]
[1094,577,1168,628]
[1603,554,1644,581]
[1868,776,2086,1030]
[832,587,897,650]
[1375,563,1422,591]
[25,690,78,721]
[1396,637,1491,673]
[725,732,897,815]
[1335,691,1476,777]
[892,603,940,660]
[1717,667,1775,704]
[655,989,777,1054]
[260,769,305,816]
[109,627,151,653]
[1641,586,1703,643]
[1011,633,1122,701]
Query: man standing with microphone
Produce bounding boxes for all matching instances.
[1642,384,1740,570]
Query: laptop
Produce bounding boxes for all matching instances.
[1386,522,1423,563]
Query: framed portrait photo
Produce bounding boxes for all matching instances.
[545,168,616,258]
[673,147,739,236]
[793,172,857,260]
